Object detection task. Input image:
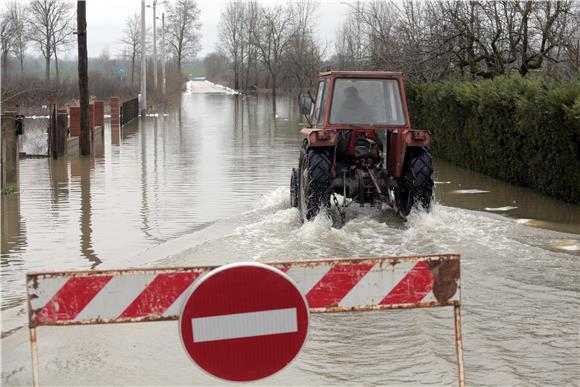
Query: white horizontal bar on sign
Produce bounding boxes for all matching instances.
[192,308,297,343]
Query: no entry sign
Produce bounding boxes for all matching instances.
[178,262,309,382]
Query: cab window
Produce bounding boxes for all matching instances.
[314,80,329,124]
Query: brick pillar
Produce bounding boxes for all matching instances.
[110,97,120,129]
[94,101,104,128]
[69,106,80,137]
[94,100,105,142]
[88,103,94,132]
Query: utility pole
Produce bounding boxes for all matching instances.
[152,1,158,90]
[161,12,166,97]
[140,0,147,116]
[77,0,90,156]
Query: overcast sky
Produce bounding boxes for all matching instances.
[84,0,349,59]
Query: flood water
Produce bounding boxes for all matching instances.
[2,81,579,386]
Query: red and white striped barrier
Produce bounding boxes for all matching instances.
[26,254,464,386]
[27,254,459,326]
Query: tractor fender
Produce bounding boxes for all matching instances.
[301,128,337,147]
[388,130,432,178]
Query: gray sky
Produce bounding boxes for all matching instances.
[84,0,349,59]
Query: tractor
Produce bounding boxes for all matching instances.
[290,71,433,221]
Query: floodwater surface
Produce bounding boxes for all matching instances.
[1,81,579,386]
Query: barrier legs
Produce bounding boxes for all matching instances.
[454,305,465,387]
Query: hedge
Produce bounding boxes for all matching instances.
[407,76,580,204]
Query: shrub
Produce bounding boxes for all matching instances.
[407,76,580,204]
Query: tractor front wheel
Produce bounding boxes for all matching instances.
[298,148,332,221]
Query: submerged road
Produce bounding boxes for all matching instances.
[1,81,579,386]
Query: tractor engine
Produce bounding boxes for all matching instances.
[332,131,387,206]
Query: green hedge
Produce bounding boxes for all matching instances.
[407,76,580,204]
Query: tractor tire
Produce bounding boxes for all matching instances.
[397,147,433,217]
[298,148,333,221]
[290,168,299,208]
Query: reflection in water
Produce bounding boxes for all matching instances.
[78,158,101,268]
[1,194,25,256]
[435,159,580,234]
[48,159,68,206]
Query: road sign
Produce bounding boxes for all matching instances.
[178,262,309,382]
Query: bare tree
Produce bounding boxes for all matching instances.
[251,4,295,109]
[335,3,368,71]
[121,13,142,86]
[52,7,74,82]
[219,1,247,90]
[333,1,577,80]
[0,7,14,76]
[428,0,577,77]
[166,0,201,73]
[203,51,230,83]
[285,0,323,92]
[243,1,260,91]
[26,0,74,81]
[7,1,27,76]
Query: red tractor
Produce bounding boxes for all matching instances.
[290,71,433,221]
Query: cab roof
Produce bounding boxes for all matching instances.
[319,71,403,77]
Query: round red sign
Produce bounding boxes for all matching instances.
[179,262,309,382]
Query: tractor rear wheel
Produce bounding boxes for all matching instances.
[290,168,299,208]
[397,147,433,217]
[298,148,332,221]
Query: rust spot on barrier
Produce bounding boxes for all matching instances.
[429,259,460,304]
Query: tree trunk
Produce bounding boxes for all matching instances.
[177,43,182,73]
[234,59,239,90]
[45,55,51,81]
[1,54,7,76]
[55,50,60,82]
[271,74,277,114]
[131,53,135,85]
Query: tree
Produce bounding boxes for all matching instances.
[26,0,74,81]
[251,4,295,110]
[203,51,230,83]
[121,13,142,86]
[242,0,260,91]
[7,1,27,76]
[335,3,368,71]
[0,7,13,76]
[166,0,201,73]
[334,1,577,80]
[219,1,247,90]
[285,0,323,92]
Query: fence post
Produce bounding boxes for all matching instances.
[49,105,57,159]
[1,112,19,191]
[57,109,68,157]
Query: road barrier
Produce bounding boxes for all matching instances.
[27,254,464,385]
